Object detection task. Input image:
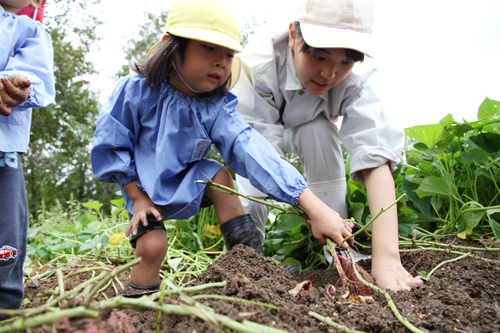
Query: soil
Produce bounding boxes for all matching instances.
[18,236,500,333]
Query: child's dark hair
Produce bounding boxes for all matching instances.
[134,34,231,97]
[293,21,365,62]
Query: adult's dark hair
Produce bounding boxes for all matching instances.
[293,21,365,62]
[134,34,231,97]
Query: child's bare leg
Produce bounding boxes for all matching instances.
[130,229,168,287]
[205,168,263,254]
[204,168,245,224]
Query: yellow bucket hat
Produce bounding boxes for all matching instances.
[148,0,243,58]
[166,0,242,52]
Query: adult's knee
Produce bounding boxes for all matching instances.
[290,115,345,182]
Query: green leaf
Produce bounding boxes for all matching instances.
[110,198,125,208]
[175,219,195,232]
[460,148,490,165]
[439,113,458,127]
[435,128,457,152]
[419,271,429,281]
[282,257,302,272]
[275,214,304,232]
[82,201,103,211]
[27,226,44,238]
[78,233,108,252]
[415,173,454,198]
[289,223,308,237]
[264,238,285,252]
[284,242,302,257]
[405,124,444,148]
[487,219,500,239]
[430,196,443,216]
[79,213,98,226]
[456,210,484,238]
[348,202,365,225]
[398,213,418,238]
[180,232,201,252]
[478,96,500,119]
[467,132,500,154]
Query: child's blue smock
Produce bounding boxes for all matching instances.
[0,7,55,153]
[91,73,307,220]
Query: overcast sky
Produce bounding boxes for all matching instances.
[86,0,500,130]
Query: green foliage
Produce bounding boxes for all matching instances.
[26,195,132,265]
[26,195,223,269]
[115,11,169,79]
[24,0,117,219]
[401,97,500,239]
[263,203,327,272]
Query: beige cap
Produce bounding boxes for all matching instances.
[294,0,375,57]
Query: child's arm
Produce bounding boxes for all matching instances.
[297,188,354,250]
[0,75,31,116]
[362,163,423,291]
[122,180,164,237]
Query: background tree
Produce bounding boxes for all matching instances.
[23,0,117,219]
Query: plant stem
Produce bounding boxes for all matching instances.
[56,269,65,298]
[195,179,308,218]
[213,314,291,333]
[398,238,500,252]
[85,257,142,306]
[425,252,471,280]
[192,294,281,309]
[0,306,99,333]
[66,266,111,278]
[399,247,500,263]
[156,280,167,333]
[340,194,405,247]
[325,239,347,287]
[346,249,426,333]
[309,311,367,333]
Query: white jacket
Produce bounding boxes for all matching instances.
[232,29,404,182]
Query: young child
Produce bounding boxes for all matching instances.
[231,0,423,291]
[91,0,355,291]
[0,0,54,310]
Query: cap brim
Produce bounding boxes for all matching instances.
[168,27,243,52]
[300,22,375,58]
[229,56,241,90]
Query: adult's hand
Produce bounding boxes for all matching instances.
[0,75,31,116]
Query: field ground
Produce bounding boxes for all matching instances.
[15,236,500,332]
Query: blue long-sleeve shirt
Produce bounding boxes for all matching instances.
[91,74,307,220]
[0,6,55,153]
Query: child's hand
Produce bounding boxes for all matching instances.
[308,207,354,250]
[298,188,354,250]
[371,257,424,291]
[125,196,164,237]
[0,75,31,116]
[123,180,164,237]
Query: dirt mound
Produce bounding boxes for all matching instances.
[18,238,500,332]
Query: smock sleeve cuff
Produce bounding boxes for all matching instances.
[18,85,36,108]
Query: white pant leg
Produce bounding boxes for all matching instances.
[284,114,357,263]
[284,114,348,218]
[237,114,347,244]
[235,174,269,244]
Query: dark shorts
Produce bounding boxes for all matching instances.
[128,218,166,249]
[128,196,213,248]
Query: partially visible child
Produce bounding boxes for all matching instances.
[0,0,55,310]
[91,0,354,291]
[231,0,423,291]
